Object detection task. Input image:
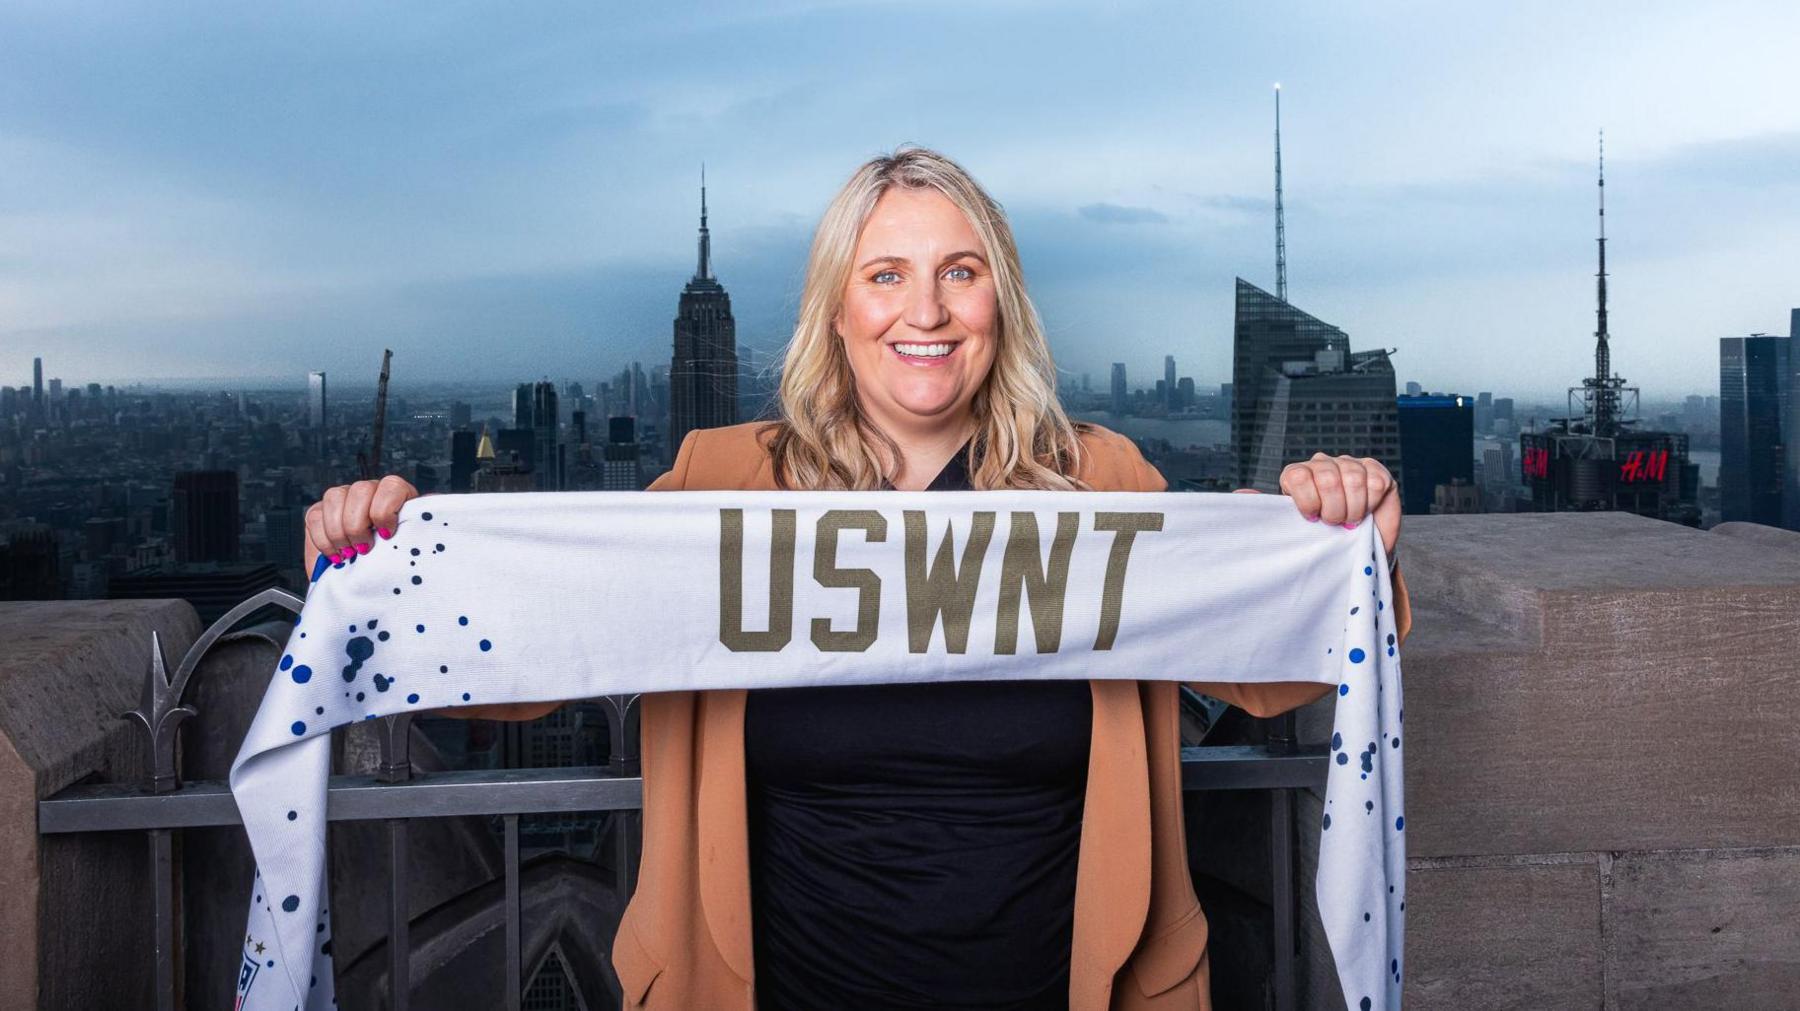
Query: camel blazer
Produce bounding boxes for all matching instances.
[605,420,1414,1010]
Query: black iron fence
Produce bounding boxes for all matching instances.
[35,589,1328,1011]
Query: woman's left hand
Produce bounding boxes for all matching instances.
[1233,452,1402,556]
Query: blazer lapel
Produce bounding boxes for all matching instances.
[1069,679,1154,1008]
[696,687,756,984]
[691,446,775,987]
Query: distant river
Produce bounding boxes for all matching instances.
[1689,450,1718,487]
[1073,412,1231,450]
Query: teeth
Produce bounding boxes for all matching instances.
[894,343,956,358]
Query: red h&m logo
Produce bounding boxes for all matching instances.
[1522,446,1551,480]
[1618,449,1669,484]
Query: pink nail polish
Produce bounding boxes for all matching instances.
[356,542,372,555]
[377,527,393,540]
[328,550,343,564]
[1306,514,1320,522]
[1344,520,1359,529]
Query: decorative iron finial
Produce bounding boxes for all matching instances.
[123,629,196,794]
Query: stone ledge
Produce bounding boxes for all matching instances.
[0,598,202,1011]
[1607,846,1800,1009]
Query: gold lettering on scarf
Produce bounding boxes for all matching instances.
[811,510,886,652]
[993,512,1079,655]
[718,508,796,651]
[903,510,996,653]
[718,508,1163,654]
[1091,512,1164,650]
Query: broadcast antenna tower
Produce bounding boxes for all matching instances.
[696,162,712,281]
[1577,131,1629,438]
[1273,83,1288,303]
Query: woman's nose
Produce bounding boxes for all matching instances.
[902,278,951,331]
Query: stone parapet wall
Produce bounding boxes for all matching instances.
[1295,513,1800,1009]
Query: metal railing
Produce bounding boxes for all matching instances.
[36,590,1327,1011]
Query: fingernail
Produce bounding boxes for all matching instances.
[356,542,372,555]
[377,527,392,540]
[330,550,345,566]
[1344,520,1359,529]
[311,555,330,582]
[1306,514,1320,522]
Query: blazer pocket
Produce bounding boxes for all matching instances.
[610,909,666,1007]
[1129,902,1211,998]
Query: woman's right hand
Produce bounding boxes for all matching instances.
[304,475,420,579]
[301,476,560,723]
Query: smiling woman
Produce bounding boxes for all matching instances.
[409,144,1410,1011]
[763,146,1091,495]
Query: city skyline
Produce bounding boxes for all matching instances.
[3,2,1797,400]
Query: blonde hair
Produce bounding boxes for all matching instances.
[760,144,1093,490]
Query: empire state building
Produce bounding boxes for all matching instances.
[668,168,738,462]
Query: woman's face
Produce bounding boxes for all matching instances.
[836,186,998,436]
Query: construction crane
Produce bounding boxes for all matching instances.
[357,349,392,480]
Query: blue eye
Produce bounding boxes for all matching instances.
[873,269,900,284]
[945,265,974,281]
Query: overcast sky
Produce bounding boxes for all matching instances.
[3,0,1797,402]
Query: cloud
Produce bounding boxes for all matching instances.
[1077,203,1170,225]
[3,0,1799,402]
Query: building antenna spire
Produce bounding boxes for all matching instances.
[1595,133,1607,347]
[696,162,713,281]
[1592,129,1614,434]
[1274,83,1288,303]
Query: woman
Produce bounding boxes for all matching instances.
[304,145,1410,1010]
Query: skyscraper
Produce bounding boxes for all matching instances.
[1164,356,1177,410]
[306,371,327,455]
[1788,310,1800,531]
[172,470,240,564]
[1397,395,1475,514]
[306,371,326,427]
[532,380,560,491]
[1520,136,1697,525]
[603,416,645,490]
[1110,363,1127,414]
[668,167,738,463]
[450,429,478,493]
[32,357,43,422]
[264,505,305,572]
[1230,279,1400,490]
[1719,334,1790,526]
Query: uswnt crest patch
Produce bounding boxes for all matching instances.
[235,941,263,1009]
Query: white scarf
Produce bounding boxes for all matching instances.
[229,488,1406,1010]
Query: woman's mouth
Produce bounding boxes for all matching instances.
[889,341,961,367]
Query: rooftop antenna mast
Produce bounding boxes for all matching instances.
[1581,131,1626,437]
[1274,83,1288,303]
[695,162,712,281]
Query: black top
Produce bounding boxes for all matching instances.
[744,438,1091,1010]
